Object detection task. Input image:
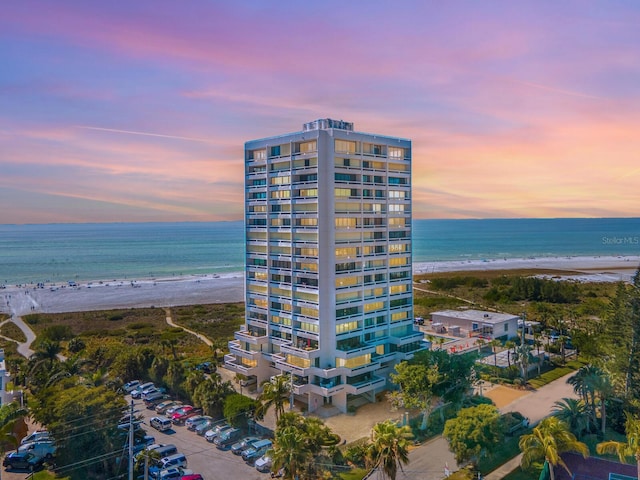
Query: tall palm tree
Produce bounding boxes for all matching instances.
[568,365,609,432]
[597,412,640,480]
[270,426,311,480]
[519,416,589,480]
[490,339,502,367]
[256,374,291,422]
[505,340,516,367]
[368,420,413,480]
[551,398,589,438]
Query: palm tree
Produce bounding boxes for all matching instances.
[597,412,640,480]
[270,426,311,480]
[513,342,533,381]
[568,365,609,432]
[135,448,161,480]
[551,398,589,438]
[519,416,589,480]
[368,420,413,480]
[490,339,502,367]
[256,374,291,422]
[505,340,516,367]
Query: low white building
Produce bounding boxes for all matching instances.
[429,309,520,341]
[0,349,14,406]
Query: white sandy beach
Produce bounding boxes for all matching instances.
[1,256,638,317]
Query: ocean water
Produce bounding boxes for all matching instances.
[0,218,639,285]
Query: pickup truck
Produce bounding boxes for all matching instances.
[170,406,202,425]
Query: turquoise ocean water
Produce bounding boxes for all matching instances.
[0,218,639,285]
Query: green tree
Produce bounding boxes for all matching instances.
[368,420,412,480]
[223,393,257,429]
[256,374,291,422]
[597,412,640,480]
[31,383,126,479]
[551,398,590,439]
[135,448,161,480]
[519,416,589,480]
[443,404,504,464]
[270,426,311,479]
[67,337,86,354]
[389,361,440,430]
[0,401,28,479]
[605,272,640,398]
[192,373,234,418]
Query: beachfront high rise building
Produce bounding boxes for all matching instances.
[224,119,424,414]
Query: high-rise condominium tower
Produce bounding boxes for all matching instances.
[224,119,424,414]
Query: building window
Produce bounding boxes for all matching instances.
[504,323,509,332]
[335,139,357,154]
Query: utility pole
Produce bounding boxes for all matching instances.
[128,399,134,480]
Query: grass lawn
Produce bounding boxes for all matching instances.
[0,321,27,342]
[477,429,531,475]
[527,359,587,389]
[339,468,369,480]
[503,466,540,480]
[33,471,70,480]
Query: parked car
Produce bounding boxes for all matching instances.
[165,404,185,416]
[214,427,241,449]
[255,454,272,473]
[145,391,170,408]
[231,436,260,455]
[204,423,231,442]
[150,416,173,432]
[132,435,156,454]
[131,382,154,398]
[242,439,272,464]
[194,418,215,436]
[122,380,140,393]
[148,453,188,477]
[195,361,213,374]
[141,386,161,400]
[155,400,181,414]
[20,430,50,445]
[154,466,194,480]
[151,445,178,458]
[184,415,206,430]
[180,475,204,480]
[3,451,44,470]
[171,406,202,425]
[239,376,257,388]
[18,440,56,460]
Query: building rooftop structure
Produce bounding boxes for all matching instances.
[431,309,519,324]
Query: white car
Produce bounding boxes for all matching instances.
[122,380,140,393]
[21,430,50,445]
[18,440,56,460]
[255,454,272,473]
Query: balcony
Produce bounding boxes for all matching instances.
[224,354,259,375]
[344,375,386,395]
[280,342,320,360]
[228,340,262,361]
[234,329,269,346]
[272,353,312,376]
[335,344,376,360]
[389,330,424,346]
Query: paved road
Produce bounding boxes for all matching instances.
[401,370,579,480]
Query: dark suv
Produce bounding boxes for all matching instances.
[3,451,44,470]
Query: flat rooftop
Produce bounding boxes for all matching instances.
[431,309,520,324]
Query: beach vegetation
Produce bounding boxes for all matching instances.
[0,321,27,343]
[444,404,505,465]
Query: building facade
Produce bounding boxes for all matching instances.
[224,119,424,413]
[430,309,520,341]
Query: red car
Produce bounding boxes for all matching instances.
[181,475,204,480]
[171,405,202,425]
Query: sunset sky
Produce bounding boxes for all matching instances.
[2,1,639,224]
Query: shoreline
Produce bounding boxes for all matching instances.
[1,255,638,316]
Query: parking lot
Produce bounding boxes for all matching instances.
[131,394,269,480]
[2,393,271,480]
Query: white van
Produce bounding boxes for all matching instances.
[21,431,50,445]
[158,453,187,470]
[150,416,172,432]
